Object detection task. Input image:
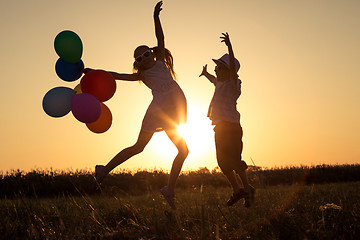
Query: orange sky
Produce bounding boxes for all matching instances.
[0,0,359,173]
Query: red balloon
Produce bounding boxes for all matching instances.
[86,103,112,133]
[71,93,101,123]
[80,70,116,102]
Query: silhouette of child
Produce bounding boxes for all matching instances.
[85,1,188,209]
[200,33,255,207]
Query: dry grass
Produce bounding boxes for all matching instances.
[1,182,359,239]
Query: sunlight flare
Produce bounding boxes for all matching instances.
[151,105,214,163]
[178,105,214,158]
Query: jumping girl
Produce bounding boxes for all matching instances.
[85,1,188,209]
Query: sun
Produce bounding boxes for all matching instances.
[151,104,214,155]
[176,110,214,158]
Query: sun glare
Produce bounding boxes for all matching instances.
[177,119,214,158]
[150,105,214,165]
[178,105,214,157]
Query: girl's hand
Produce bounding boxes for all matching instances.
[83,68,93,74]
[199,64,208,77]
[220,32,231,47]
[154,1,163,17]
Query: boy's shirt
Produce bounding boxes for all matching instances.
[207,77,242,125]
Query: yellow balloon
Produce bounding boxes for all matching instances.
[74,84,82,94]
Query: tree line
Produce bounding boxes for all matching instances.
[1,164,360,198]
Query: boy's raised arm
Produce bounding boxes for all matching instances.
[221,32,238,82]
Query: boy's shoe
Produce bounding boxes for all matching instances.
[95,165,107,185]
[160,186,176,210]
[227,189,246,206]
[244,185,255,208]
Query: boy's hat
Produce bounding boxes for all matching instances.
[212,54,240,72]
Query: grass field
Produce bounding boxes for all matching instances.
[1,181,359,239]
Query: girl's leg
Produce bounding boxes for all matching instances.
[97,130,153,183]
[164,129,189,191]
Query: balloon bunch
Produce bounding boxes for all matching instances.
[42,30,116,133]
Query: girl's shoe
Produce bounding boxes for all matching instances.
[227,189,246,206]
[160,186,176,210]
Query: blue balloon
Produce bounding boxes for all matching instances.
[55,58,84,82]
[43,87,76,118]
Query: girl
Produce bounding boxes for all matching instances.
[85,1,188,209]
[199,33,255,207]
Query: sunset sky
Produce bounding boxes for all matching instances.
[0,0,359,173]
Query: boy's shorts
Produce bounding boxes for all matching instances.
[214,121,248,175]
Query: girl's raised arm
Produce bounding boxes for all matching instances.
[154,1,165,62]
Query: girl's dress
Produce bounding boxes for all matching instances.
[139,61,187,132]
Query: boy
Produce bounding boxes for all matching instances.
[199,33,255,207]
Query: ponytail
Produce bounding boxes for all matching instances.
[152,47,177,80]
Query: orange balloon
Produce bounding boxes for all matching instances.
[86,103,112,133]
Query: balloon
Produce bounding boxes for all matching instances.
[74,84,82,94]
[42,87,75,118]
[54,30,83,63]
[86,103,112,133]
[71,93,101,123]
[80,70,116,102]
[55,58,84,82]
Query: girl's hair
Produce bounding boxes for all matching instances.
[133,46,176,80]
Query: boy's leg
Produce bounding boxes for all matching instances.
[232,123,255,207]
[215,122,246,206]
[225,170,246,206]
[224,170,242,193]
[237,169,250,190]
[237,169,255,208]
